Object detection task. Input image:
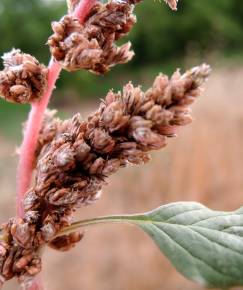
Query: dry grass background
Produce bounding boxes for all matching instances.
[1,67,243,290]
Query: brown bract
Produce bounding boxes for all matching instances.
[0,49,48,104]
[0,64,210,286]
[48,1,136,74]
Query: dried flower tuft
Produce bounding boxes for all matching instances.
[0,64,210,284]
[33,64,210,212]
[0,49,48,104]
[0,0,196,288]
[48,1,136,74]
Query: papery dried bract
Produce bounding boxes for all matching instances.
[48,232,83,251]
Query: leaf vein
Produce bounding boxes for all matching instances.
[151,224,233,280]
[189,226,243,258]
[189,213,243,226]
[164,208,205,223]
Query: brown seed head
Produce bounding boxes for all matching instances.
[0,64,210,286]
[0,49,48,104]
[48,1,136,74]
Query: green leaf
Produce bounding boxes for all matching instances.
[58,202,243,288]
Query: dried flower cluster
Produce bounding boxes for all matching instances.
[0,49,48,104]
[1,0,216,289]
[48,1,136,74]
[51,0,179,74]
[0,64,210,286]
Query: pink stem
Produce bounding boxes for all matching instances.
[17,59,61,218]
[16,0,97,289]
[16,0,97,218]
[73,0,97,21]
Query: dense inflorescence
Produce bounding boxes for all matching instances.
[0,64,210,286]
[48,1,136,74]
[0,49,48,104]
[1,0,213,289]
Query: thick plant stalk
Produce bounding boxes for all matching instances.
[16,0,97,218]
[17,60,61,218]
[16,1,97,289]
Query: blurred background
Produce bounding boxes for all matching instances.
[1,0,243,289]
